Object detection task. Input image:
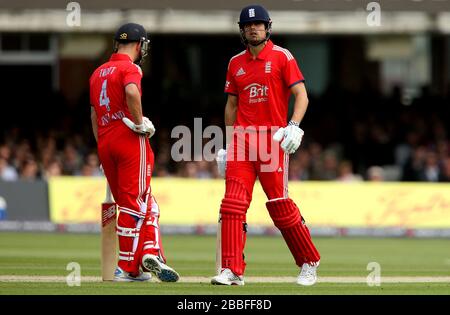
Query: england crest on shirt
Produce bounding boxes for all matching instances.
[265,61,271,74]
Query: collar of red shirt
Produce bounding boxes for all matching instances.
[245,40,274,61]
[110,53,133,62]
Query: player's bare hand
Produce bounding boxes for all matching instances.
[122,117,156,138]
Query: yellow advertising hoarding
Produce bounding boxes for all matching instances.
[48,177,450,228]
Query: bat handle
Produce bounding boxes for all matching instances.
[105,182,114,203]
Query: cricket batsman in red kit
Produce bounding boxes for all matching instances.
[211,5,320,286]
[90,23,179,282]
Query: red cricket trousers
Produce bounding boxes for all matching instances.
[98,123,158,274]
[98,123,154,217]
[226,128,288,200]
[220,128,320,276]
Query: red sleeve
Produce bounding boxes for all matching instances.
[282,53,305,88]
[224,61,237,95]
[123,64,143,91]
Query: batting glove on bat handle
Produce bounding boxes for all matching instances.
[122,117,156,138]
[215,148,227,177]
[273,127,285,142]
[139,117,156,138]
[273,126,304,154]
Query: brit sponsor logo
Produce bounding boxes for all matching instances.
[244,83,269,103]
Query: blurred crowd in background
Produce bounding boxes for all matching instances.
[1,83,449,183]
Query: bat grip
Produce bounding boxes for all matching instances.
[105,182,114,203]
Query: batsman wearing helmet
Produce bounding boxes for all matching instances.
[89,23,179,282]
[212,5,320,286]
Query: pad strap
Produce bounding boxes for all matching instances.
[116,225,140,237]
[118,251,135,262]
[119,206,145,219]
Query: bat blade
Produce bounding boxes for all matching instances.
[215,215,222,275]
[101,201,117,281]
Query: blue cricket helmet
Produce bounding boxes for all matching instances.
[238,4,271,27]
[238,4,272,46]
[114,23,148,43]
[113,22,150,65]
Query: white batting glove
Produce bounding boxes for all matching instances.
[273,123,304,154]
[215,148,227,177]
[122,117,156,138]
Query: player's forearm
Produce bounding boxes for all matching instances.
[289,83,309,125]
[91,107,98,143]
[127,100,143,125]
[290,95,308,125]
[125,84,143,125]
[225,103,237,127]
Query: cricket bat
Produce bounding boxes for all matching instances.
[101,182,117,281]
[215,214,222,275]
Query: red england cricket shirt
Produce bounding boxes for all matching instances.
[224,40,305,128]
[89,53,143,138]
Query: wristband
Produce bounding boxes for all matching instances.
[288,120,300,127]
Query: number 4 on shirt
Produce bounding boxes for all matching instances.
[99,79,110,111]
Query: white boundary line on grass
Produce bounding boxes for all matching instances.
[0,275,449,283]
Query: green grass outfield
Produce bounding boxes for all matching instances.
[0,232,449,295]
